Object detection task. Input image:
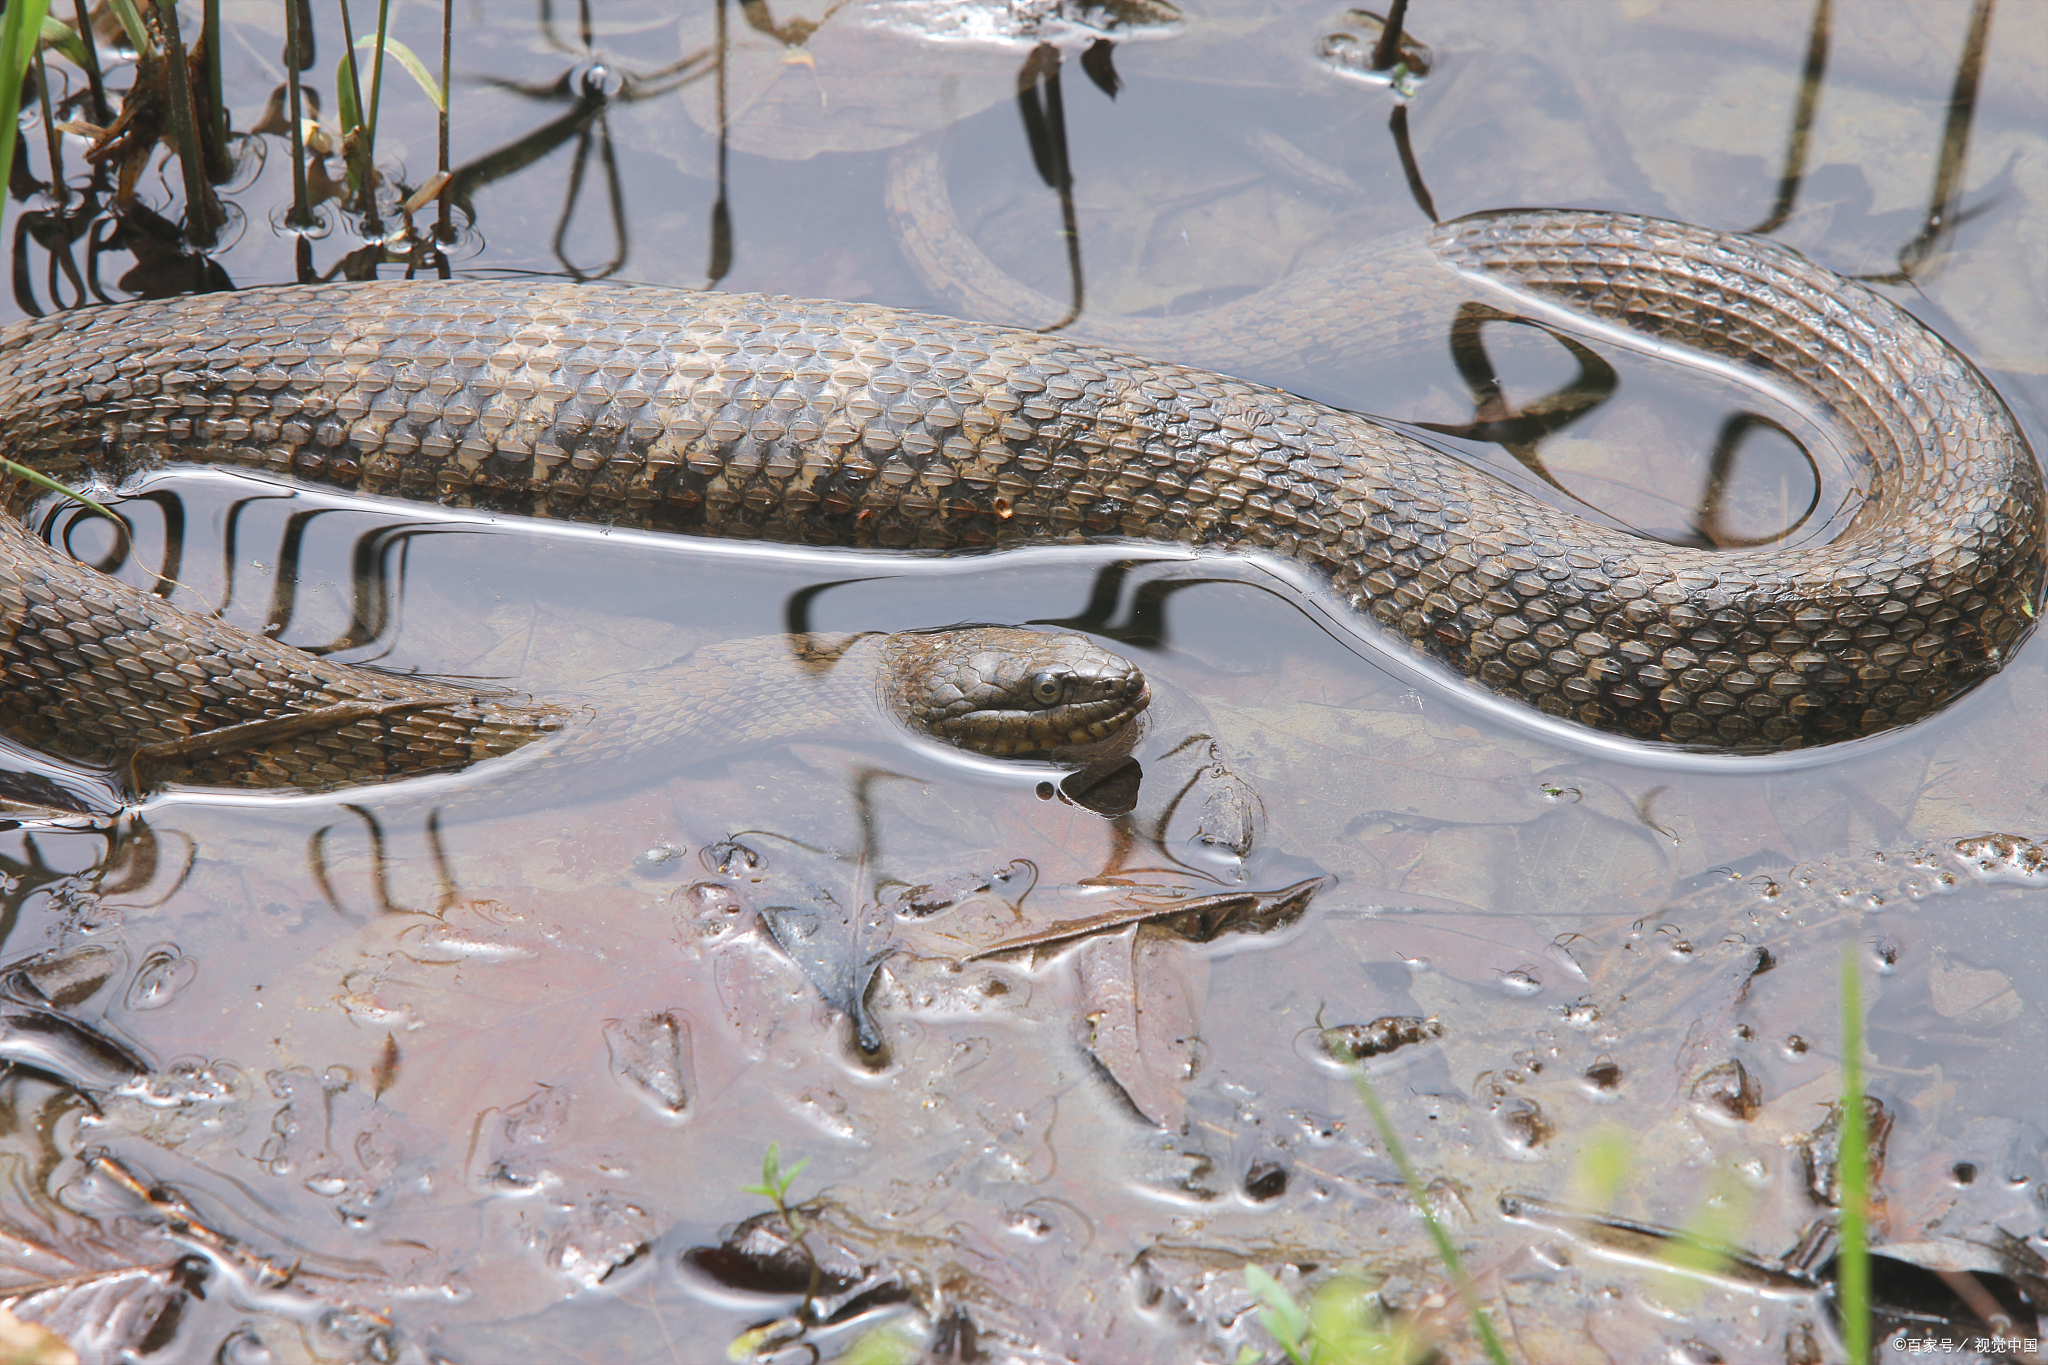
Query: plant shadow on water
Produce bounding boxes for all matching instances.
[0,1,2042,1360]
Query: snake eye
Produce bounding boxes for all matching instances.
[1029,671,1065,706]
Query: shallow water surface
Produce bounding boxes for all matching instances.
[0,2,2044,1361]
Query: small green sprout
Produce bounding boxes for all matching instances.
[728,1143,829,1363]
[1240,1267,1433,1365]
[741,1141,813,1232]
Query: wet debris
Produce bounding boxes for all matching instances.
[1580,1054,1623,1094]
[1689,1058,1763,1122]
[966,875,1327,959]
[866,0,1186,50]
[603,1010,695,1117]
[1317,8,1434,97]
[1992,1230,2048,1320]
[0,1307,73,1363]
[761,893,894,1057]
[1242,1159,1289,1203]
[1317,1014,1443,1063]
[0,765,103,826]
[0,944,150,1095]
[1497,1193,1817,1296]
[686,1205,866,1300]
[1074,924,1201,1130]
[678,878,748,941]
[6,944,121,1010]
[1821,1246,2041,1349]
[548,1196,656,1291]
[1502,1191,2048,1351]
[369,1033,399,1100]
[1801,1095,1893,1208]
[1950,833,2048,886]
[888,859,1036,920]
[682,1202,916,1358]
[1153,739,1266,862]
[692,837,896,1055]
[1477,1078,1551,1155]
[3,1151,406,1363]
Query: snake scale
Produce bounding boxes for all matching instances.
[0,208,2038,793]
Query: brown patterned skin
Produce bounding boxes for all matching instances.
[0,209,2038,794]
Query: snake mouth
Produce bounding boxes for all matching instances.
[937,683,1152,759]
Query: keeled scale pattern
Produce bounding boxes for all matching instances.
[0,208,2038,787]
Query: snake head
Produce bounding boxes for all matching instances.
[881,627,1149,760]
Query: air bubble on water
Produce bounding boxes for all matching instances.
[633,843,687,879]
[1490,1096,1551,1153]
[217,1327,278,1365]
[1581,1056,1621,1093]
[125,945,197,1011]
[1496,967,1543,997]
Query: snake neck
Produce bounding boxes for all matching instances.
[562,633,894,773]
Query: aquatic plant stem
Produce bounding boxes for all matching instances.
[707,0,732,286]
[35,49,64,208]
[203,0,224,149]
[1353,1070,1511,1365]
[1839,943,1870,1360]
[70,0,110,124]
[336,0,380,228]
[1370,0,1412,71]
[436,0,452,245]
[365,0,391,159]
[151,0,215,246]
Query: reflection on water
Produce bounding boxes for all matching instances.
[0,1,2044,1360]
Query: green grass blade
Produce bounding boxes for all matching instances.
[103,0,150,56]
[1,457,121,527]
[1839,942,1870,1361]
[0,0,53,206]
[1353,1071,1511,1365]
[355,33,444,111]
[336,50,363,140]
[37,14,84,68]
[1244,1265,1311,1362]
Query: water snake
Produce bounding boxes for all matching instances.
[0,208,2038,792]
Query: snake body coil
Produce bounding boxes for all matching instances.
[0,210,2039,789]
